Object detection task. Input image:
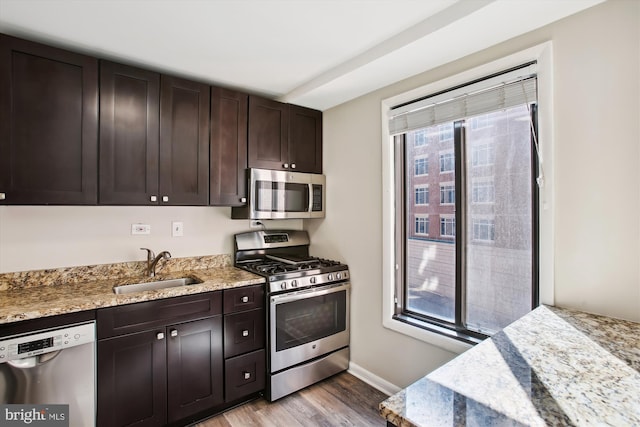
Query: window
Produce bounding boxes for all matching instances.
[414,186,429,205]
[414,129,427,147]
[415,215,429,235]
[387,63,539,344]
[440,216,456,238]
[440,183,455,205]
[471,178,494,203]
[414,156,428,176]
[472,218,495,242]
[439,152,455,173]
[471,142,494,167]
[439,124,453,142]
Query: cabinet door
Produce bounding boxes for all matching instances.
[248,96,288,171]
[99,61,160,205]
[97,330,167,427]
[0,34,98,205]
[289,104,323,173]
[210,87,248,206]
[167,317,224,423]
[159,75,210,205]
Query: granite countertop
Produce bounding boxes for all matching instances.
[380,305,640,426]
[0,255,265,325]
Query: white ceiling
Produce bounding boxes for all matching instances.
[0,0,604,111]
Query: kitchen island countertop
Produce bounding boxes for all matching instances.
[380,305,640,426]
[0,255,264,325]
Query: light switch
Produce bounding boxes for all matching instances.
[172,221,184,237]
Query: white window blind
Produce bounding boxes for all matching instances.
[388,64,537,135]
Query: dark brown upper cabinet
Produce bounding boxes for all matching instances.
[210,87,247,206]
[99,62,209,205]
[159,75,210,205]
[0,34,98,205]
[247,96,322,174]
[288,104,322,174]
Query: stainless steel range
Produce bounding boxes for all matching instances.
[234,230,350,401]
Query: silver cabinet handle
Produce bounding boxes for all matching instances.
[241,296,249,303]
[291,163,296,169]
[162,196,169,202]
[157,332,165,340]
[0,193,5,200]
[283,163,289,168]
[170,329,178,337]
[242,329,249,337]
[151,195,158,202]
[243,372,251,380]
[240,197,247,203]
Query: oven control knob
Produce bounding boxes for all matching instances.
[328,274,334,281]
[336,273,342,279]
[310,277,316,284]
[291,280,298,288]
[280,282,287,290]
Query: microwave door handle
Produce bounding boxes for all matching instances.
[308,184,313,212]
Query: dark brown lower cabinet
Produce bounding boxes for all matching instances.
[97,292,224,427]
[97,329,167,427]
[167,317,223,423]
[98,317,223,427]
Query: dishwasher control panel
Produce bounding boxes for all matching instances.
[0,321,95,362]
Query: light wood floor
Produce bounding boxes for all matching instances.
[195,372,389,426]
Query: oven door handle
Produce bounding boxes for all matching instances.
[270,282,350,305]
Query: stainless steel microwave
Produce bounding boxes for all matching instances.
[231,168,325,219]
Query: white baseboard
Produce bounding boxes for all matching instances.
[348,362,402,396]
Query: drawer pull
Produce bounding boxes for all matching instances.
[243,372,251,380]
[241,296,249,303]
[170,329,178,337]
[156,332,165,340]
[242,329,249,337]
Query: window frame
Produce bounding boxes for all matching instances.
[381,42,554,354]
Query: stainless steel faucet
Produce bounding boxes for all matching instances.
[140,248,172,277]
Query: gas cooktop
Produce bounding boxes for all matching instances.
[234,230,349,293]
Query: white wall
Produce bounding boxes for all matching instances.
[309,0,640,389]
[0,206,301,272]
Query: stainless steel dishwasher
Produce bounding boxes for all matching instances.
[0,321,96,427]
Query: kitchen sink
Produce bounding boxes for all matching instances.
[113,277,202,294]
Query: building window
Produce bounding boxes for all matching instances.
[388,64,539,343]
[440,216,456,238]
[471,178,494,203]
[414,129,427,147]
[472,218,495,242]
[439,152,455,173]
[440,184,455,205]
[471,142,494,167]
[439,123,453,142]
[414,156,428,176]
[415,186,429,205]
[415,216,429,235]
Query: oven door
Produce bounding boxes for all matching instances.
[269,282,350,373]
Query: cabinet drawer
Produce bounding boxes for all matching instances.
[97,291,222,339]
[224,349,265,402]
[224,308,265,358]
[223,284,264,314]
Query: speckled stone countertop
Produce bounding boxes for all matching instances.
[0,254,264,325]
[380,305,640,426]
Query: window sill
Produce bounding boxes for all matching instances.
[382,314,475,355]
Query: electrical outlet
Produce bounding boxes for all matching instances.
[172,221,184,237]
[131,224,151,235]
[250,220,263,229]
